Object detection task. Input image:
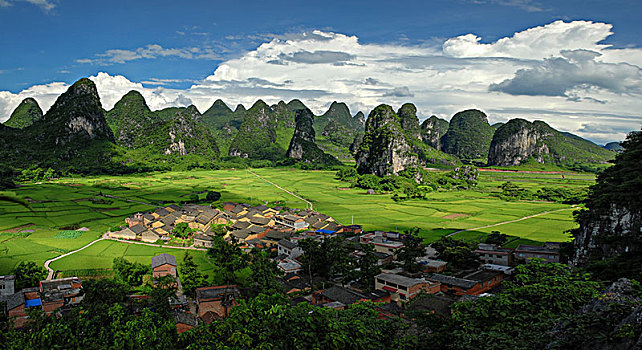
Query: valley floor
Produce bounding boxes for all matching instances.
[0,168,594,276]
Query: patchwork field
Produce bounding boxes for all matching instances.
[0,167,594,275]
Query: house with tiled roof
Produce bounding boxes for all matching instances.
[195,285,240,318]
[375,273,440,302]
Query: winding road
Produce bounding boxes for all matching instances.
[247,169,314,210]
[446,206,577,237]
[44,233,206,280]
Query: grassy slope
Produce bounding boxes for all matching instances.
[0,168,594,274]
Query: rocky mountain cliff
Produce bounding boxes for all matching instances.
[39,78,114,146]
[3,98,43,129]
[201,99,240,132]
[105,90,162,149]
[441,109,494,160]
[488,119,614,166]
[487,119,549,166]
[162,106,219,158]
[271,100,296,129]
[356,104,418,176]
[398,103,421,141]
[228,100,281,159]
[315,101,365,133]
[421,115,449,150]
[571,130,641,278]
[286,108,341,166]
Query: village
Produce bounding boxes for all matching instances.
[1,201,562,332]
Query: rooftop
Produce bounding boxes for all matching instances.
[376,273,428,288]
[320,285,367,305]
[515,244,559,254]
[426,274,477,289]
[151,253,177,268]
[196,285,240,300]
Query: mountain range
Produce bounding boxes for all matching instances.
[0,77,615,176]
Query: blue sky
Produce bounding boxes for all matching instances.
[1,0,641,143]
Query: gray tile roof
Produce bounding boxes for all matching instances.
[426,273,477,289]
[5,292,24,310]
[320,285,366,305]
[130,224,147,234]
[152,253,177,268]
[376,273,427,288]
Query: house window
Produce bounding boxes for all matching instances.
[399,294,406,300]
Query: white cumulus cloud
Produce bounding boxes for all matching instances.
[1,21,641,144]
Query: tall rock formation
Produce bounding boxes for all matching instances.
[271,100,295,128]
[356,104,418,176]
[286,99,307,112]
[488,119,614,166]
[487,119,549,166]
[397,103,421,141]
[441,109,494,160]
[286,108,340,166]
[315,101,365,133]
[228,100,280,158]
[162,105,219,157]
[571,130,642,275]
[105,90,162,148]
[421,115,449,150]
[201,99,240,132]
[39,78,114,146]
[3,98,43,129]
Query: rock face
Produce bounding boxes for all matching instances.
[315,101,365,134]
[3,98,43,129]
[228,100,278,158]
[271,100,295,128]
[441,109,494,159]
[105,90,161,148]
[571,130,641,270]
[201,99,240,131]
[548,278,642,350]
[421,115,449,150]
[163,105,219,157]
[488,119,550,166]
[286,99,307,112]
[488,119,614,166]
[41,78,114,146]
[356,104,418,176]
[397,103,421,141]
[286,108,340,165]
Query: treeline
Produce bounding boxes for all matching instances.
[336,166,479,201]
[497,181,588,204]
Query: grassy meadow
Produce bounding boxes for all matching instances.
[0,167,594,276]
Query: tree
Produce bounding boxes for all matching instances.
[11,261,47,289]
[180,251,208,297]
[206,191,221,202]
[358,243,382,289]
[485,231,508,246]
[432,236,479,269]
[207,236,247,283]
[112,257,149,287]
[248,251,282,297]
[172,222,195,238]
[208,224,228,237]
[449,260,601,349]
[396,227,424,273]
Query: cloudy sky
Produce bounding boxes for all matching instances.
[0,0,640,144]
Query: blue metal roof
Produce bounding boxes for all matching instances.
[25,298,42,307]
[316,229,335,234]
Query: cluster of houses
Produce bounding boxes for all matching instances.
[109,202,349,250]
[0,275,84,328]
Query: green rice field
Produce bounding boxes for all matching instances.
[0,167,594,275]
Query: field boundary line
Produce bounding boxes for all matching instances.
[106,237,207,251]
[44,236,106,280]
[101,194,161,208]
[446,206,577,237]
[247,169,313,210]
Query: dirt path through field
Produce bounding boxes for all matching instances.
[44,237,106,280]
[446,206,577,237]
[247,169,314,210]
